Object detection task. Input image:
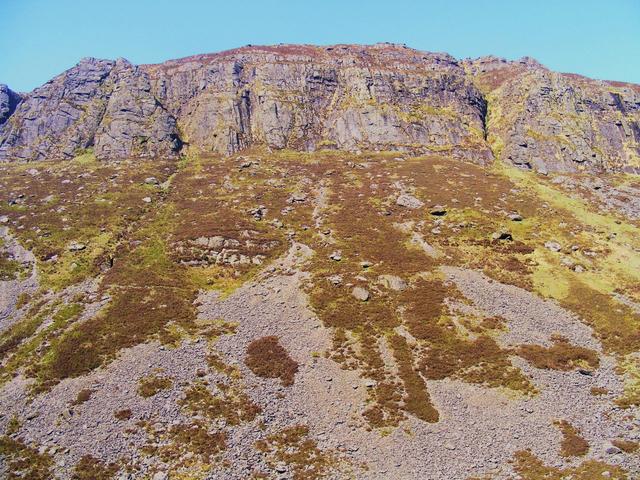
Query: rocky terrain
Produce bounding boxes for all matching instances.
[1,44,640,173]
[0,44,639,480]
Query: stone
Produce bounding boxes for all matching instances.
[430,205,447,216]
[508,213,523,221]
[145,177,159,185]
[605,445,622,455]
[352,287,370,301]
[249,205,267,220]
[492,231,513,241]
[396,194,424,209]
[67,241,86,251]
[329,251,342,261]
[544,241,562,252]
[289,192,307,203]
[378,274,408,291]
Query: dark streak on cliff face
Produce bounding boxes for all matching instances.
[1,43,639,173]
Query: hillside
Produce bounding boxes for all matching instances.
[0,45,639,480]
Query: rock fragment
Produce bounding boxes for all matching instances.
[396,194,424,209]
[378,274,407,291]
[544,241,562,252]
[352,286,370,301]
[430,205,447,216]
[67,241,86,251]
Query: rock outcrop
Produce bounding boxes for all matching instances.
[467,56,640,173]
[1,43,639,173]
[0,85,21,125]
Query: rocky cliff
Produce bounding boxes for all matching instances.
[1,43,639,173]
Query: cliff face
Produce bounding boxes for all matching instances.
[0,84,21,125]
[1,43,639,173]
[467,56,640,173]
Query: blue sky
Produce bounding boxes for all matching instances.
[1,0,639,92]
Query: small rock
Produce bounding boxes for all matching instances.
[378,274,407,291]
[544,241,562,252]
[142,197,152,203]
[605,445,622,455]
[492,231,513,241]
[152,472,168,480]
[444,443,456,451]
[274,463,287,473]
[289,192,307,203]
[144,177,159,185]
[396,194,424,209]
[430,205,447,216]
[67,241,86,252]
[508,213,523,221]
[352,287,370,302]
[0,215,8,223]
[329,251,342,261]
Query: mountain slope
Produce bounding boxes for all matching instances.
[1,44,639,173]
[0,148,639,479]
[0,44,640,480]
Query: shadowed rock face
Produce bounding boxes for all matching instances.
[0,85,22,126]
[1,43,639,173]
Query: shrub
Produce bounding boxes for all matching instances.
[245,336,299,386]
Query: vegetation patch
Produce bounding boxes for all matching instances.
[179,382,261,426]
[555,420,589,457]
[0,251,24,281]
[512,449,628,479]
[0,436,53,480]
[72,388,94,405]
[255,425,341,480]
[245,336,299,386]
[611,439,639,453]
[137,373,173,398]
[71,455,119,480]
[142,420,227,465]
[516,335,600,371]
[114,409,133,421]
[389,334,438,423]
[420,334,534,393]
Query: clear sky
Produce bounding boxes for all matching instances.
[1,0,639,92]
